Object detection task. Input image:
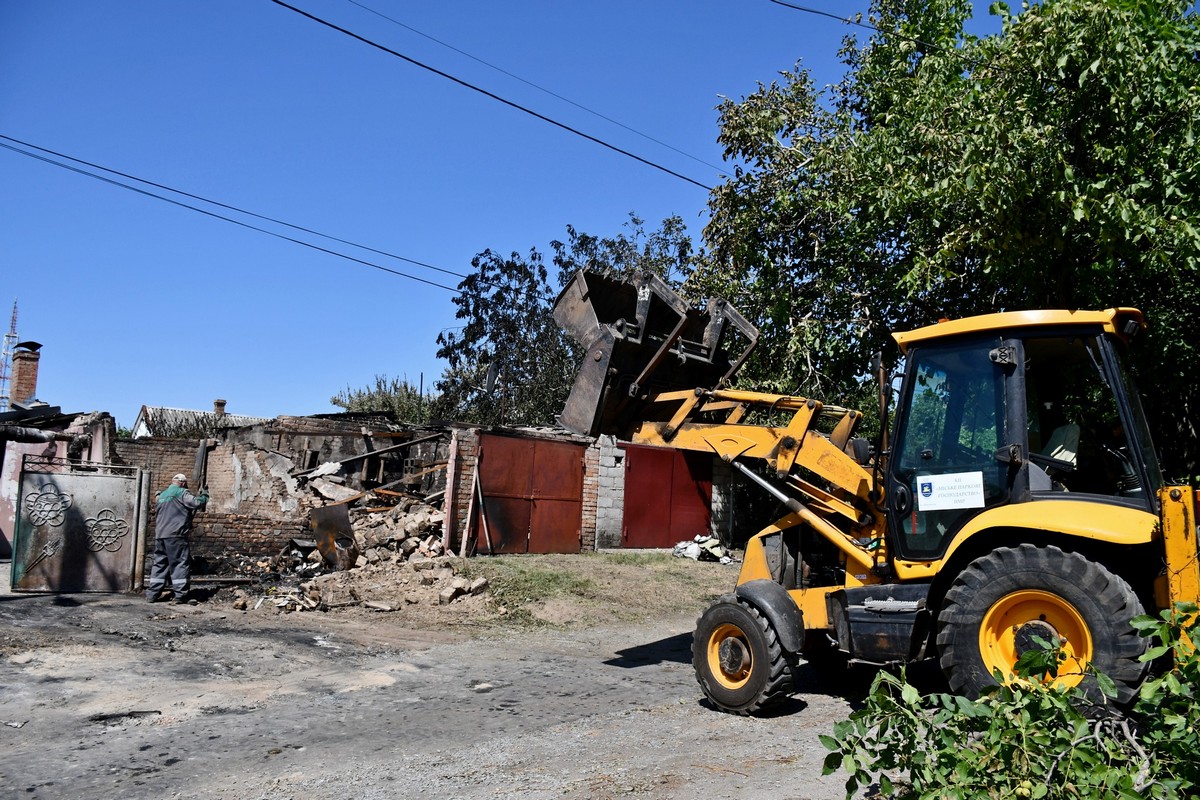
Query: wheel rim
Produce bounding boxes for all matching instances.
[707,622,752,690]
[979,589,1092,689]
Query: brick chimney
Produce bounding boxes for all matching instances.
[11,341,42,406]
[213,398,227,417]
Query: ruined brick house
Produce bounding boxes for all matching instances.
[2,341,738,593]
[113,407,451,562]
[112,403,736,566]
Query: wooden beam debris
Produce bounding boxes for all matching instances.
[292,432,445,477]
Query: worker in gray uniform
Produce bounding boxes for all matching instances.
[145,473,209,603]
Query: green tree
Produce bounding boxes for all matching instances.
[696,0,1200,475]
[433,214,698,427]
[552,212,696,287]
[329,375,435,423]
[432,247,575,426]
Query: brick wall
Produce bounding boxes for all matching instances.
[114,438,198,500]
[116,421,450,567]
[197,441,313,557]
[444,426,479,555]
[115,437,315,564]
[581,440,599,551]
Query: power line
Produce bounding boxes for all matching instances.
[767,0,992,73]
[0,134,561,303]
[0,138,461,292]
[344,0,730,178]
[767,0,882,33]
[267,0,715,191]
[0,134,467,284]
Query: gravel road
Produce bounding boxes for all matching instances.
[0,569,858,800]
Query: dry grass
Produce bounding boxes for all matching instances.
[459,552,738,628]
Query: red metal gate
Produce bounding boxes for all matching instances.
[621,444,712,548]
[474,434,583,554]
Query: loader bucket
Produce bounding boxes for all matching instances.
[553,270,758,438]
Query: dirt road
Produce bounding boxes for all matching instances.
[0,561,857,800]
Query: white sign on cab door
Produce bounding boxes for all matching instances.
[917,471,985,511]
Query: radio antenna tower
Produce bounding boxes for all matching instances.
[0,301,17,412]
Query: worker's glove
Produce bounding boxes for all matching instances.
[197,490,210,504]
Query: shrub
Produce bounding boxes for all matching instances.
[821,603,1200,799]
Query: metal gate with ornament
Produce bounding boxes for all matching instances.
[10,456,150,592]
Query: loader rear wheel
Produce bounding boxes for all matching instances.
[693,594,794,715]
[936,544,1147,704]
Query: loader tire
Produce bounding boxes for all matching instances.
[936,544,1147,704]
[693,594,794,715]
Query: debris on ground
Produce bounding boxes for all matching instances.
[672,535,733,565]
[200,491,490,615]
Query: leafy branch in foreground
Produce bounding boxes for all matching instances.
[822,604,1200,799]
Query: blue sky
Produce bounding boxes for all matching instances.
[1,1,986,428]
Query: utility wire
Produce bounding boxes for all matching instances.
[0,133,468,284]
[0,139,462,292]
[344,0,730,178]
[268,0,715,191]
[0,134,561,303]
[767,0,993,73]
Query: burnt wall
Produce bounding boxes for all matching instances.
[200,441,313,557]
[115,420,451,566]
[115,437,314,561]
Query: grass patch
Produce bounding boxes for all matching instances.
[456,552,739,630]
[600,551,674,567]
[461,557,599,608]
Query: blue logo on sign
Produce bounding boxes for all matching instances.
[920,482,933,498]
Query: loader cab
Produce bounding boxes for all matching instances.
[884,310,1162,561]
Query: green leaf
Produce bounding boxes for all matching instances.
[1145,643,1172,660]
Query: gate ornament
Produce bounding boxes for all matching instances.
[86,509,130,552]
[24,485,73,527]
[19,534,64,578]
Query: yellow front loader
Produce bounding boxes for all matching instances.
[554,270,1199,714]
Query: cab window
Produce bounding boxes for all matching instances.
[1024,336,1155,500]
[891,340,1008,557]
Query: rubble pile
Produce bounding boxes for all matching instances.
[219,495,490,615]
[353,496,449,562]
[672,534,733,564]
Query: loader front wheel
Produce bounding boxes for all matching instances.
[936,544,1146,704]
[693,594,793,715]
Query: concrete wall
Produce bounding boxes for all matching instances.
[594,436,625,549]
[710,457,734,544]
